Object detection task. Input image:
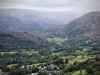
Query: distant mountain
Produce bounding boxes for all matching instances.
[0,31,51,51]
[53,11,100,37]
[44,11,87,24]
[0,9,60,31]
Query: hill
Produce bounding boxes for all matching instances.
[44,12,100,53]
[57,11,100,37]
[32,11,100,38]
[0,9,60,31]
[0,31,51,51]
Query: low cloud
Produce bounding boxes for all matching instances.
[0,0,100,12]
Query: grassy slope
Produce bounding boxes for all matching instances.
[52,52,63,56]
[0,52,17,55]
[0,51,39,55]
[50,46,55,51]
[75,48,88,54]
[33,63,45,66]
[7,64,17,68]
[23,51,39,55]
[47,37,68,42]
[72,70,87,75]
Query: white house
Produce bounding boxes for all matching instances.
[0,69,2,75]
[31,73,38,75]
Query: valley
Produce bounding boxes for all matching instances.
[0,9,100,75]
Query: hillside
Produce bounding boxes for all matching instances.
[55,11,100,37]
[0,31,51,51]
[0,9,60,31]
[31,12,100,38]
[44,12,100,53]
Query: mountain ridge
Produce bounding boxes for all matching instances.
[53,11,100,37]
[0,9,60,31]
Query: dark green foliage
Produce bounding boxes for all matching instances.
[64,56,100,75]
[0,31,51,51]
[8,69,31,75]
[86,66,93,74]
[32,67,39,73]
[39,49,52,55]
[80,66,82,75]
[37,70,48,75]
[65,58,68,64]
[53,58,64,65]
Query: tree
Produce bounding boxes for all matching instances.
[80,66,82,75]
[65,58,68,64]
[95,55,100,61]
[32,67,39,73]
[86,66,93,74]
[37,70,48,75]
[87,59,96,65]
[94,71,100,75]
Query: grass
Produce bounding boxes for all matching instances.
[69,60,75,64]
[59,55,74,62]
[74,58,88,62]
[33,63,45,66]
[7,64,17,68]
[83,48,88,52]
[0,51,39,55]
[75,50,82,54]
[47,37,68,42]
[51,46,55,51]
[69,55,95,64]
[75,48,88,54]
[69,58,88,64]
[23,51,39,55]
[52,52,63,56]
[72,70,87,75]
[60,55,74,59]
[0,52,17,55]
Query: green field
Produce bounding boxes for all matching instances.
[75,48,88,54]
[23,51,39,55]
[69,58,87,64]
[47,37,68,42]
[7,64,17,68]
[69,55,95,64]
[51,46,55,51]
[52,52,63,56]
[75,50,83,54]
[60,55,74,59]
[72,70,87,75]
[0,51,39,55]
[33,63,45,66]
[0,52,17,55]
[83,48,88,52]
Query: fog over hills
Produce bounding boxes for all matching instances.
[0,9,60,31]
[44,11,87,24]
[0,9,100,38]
[0,9,86,31]
[52,11,100,37]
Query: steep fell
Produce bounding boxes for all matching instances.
[55,11,100,37]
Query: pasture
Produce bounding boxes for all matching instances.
[23,51,39,55]
[0,51,17,55]
[47,37,68,42]
[72,70,87,75]
[52,52,63,56]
